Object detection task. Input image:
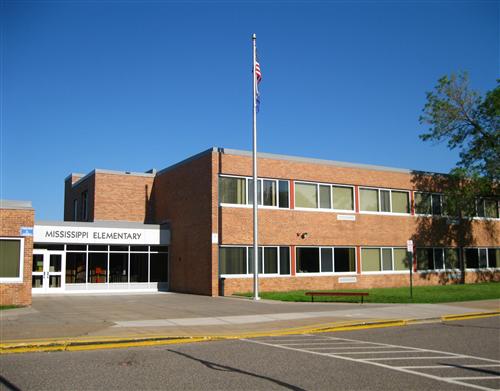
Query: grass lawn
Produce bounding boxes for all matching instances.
[0,305,20,311]
[236,282,500,304]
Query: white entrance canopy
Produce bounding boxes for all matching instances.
[34,221,170,245]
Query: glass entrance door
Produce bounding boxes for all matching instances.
[32,250,65,293]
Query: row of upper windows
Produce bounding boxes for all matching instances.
[219,245,500,276]
[219,175,500,218]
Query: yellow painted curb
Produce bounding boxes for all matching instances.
[0,319,406,354]
[2,311,498,354]
[441,311,500,322]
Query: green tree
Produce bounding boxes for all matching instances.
[419,72,499,181]
[416,73,499,283]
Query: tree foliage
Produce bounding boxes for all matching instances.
[419,72,499,182]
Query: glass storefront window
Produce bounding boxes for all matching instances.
[88,252,107,283]
[66,253,86,283]
[150,253,169,282]
[130,253,148,282]
[109,252,128,283]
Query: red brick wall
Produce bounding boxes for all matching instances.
[151,152,215,295]
[0,208,34,306]
[93,173,154,222]
[219,153,499,248]
[217,151,499,295]
[64,172,155,223]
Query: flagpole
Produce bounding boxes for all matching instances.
[252,33,260,301]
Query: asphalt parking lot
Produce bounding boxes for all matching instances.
[1,316,498,390]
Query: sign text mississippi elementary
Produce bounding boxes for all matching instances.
[44,230,142,241]
[33,224,169,245]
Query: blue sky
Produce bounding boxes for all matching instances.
[1,0,498,220]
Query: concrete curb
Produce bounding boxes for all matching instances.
[1,311,498,355]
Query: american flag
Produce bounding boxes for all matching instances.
[255,56,262,111]
[255,61,262,83]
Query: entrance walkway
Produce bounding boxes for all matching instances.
[1,293,498,342]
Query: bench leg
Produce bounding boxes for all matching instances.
[311,296,314,303]
[361,296,363,304]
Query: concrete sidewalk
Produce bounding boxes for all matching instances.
[1,293,498,345]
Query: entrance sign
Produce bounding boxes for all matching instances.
[34,224,170,245]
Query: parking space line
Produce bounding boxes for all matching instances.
[364,355,469,361]
[398,364,500,369]
[307,346,409,350]
[243,335,500,391]
[278,341,367,346]
[449,377,500,380]
[328,350,420,355]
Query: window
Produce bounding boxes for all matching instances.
[333,186,354,210]
[279,247,290,275]
[417,248,460,270]
[361,247,409,272]
[109,252,128,283]
[295,183,317,208]
[360,188,410,214]
[295,182,354,211]
[130,252,148,282]
[414,192,443,216]
[220,177,246,204]
[88,252,107,283]
[73,199,78,221]
[81,191,88,221]
[219,176,289,209]
[360,189,378,212]
[361,248,380,272]
[150,252,169,282]
[477,199,499,219]
[392,191,410,214]
[219,246,290,276]
[296,247,356,273]
[220,247,247,274]
[278,181,289,208]
[465,248,499,269]
[0,238,24,282]
[66,252,86,283]
[262,180,277,207]
[334,248,356,272]
[319,185,331,209]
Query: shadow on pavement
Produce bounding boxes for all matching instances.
[167,349,306,391]
[0,375,22,391]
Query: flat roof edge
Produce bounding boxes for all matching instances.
[220,148,422,175]
[0,199,33,210]
[64,173,85,182]
[71,169,156,188]
[35,220,169,230]
[156,147,217,176]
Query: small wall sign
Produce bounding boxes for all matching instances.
[20,227,34,237]
[338,276,357,283]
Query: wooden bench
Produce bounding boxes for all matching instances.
[305,291,369,303]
